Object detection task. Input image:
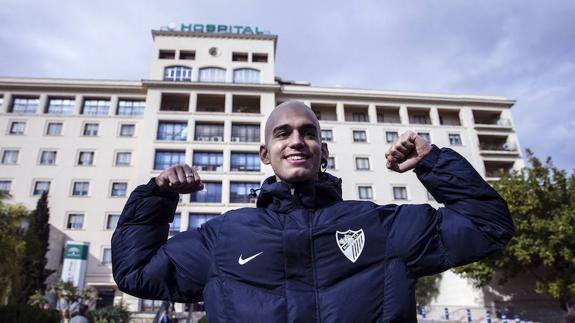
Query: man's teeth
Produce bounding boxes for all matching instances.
[287,156,306,160]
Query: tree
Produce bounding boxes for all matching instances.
[0,192,28,304]
[453,150,575,316]
[416,274,442,306]
[20,192,53,303]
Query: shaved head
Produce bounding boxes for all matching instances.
[264,100,320,145]
[260,100,328,182]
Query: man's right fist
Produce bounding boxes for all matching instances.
[155,164,204,194]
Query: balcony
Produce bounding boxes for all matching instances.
[344,104,369,123]
[196,94,225,113]
[233,95,260,114]
[407,107,431,125]
[376,106,400,124]
[438,109,461,126]
[310,103,337,121]
[160,93,189,112]
[473,110,513,130]
[478,135,519,156]
[484,160,514,179]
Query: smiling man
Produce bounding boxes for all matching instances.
[112,100,514,322]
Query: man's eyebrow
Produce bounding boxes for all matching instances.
[272,123,318,133]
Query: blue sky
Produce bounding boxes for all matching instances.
[1,0,573,171]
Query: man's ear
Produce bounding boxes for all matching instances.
[259,144,271,165]
[321,142,329,162]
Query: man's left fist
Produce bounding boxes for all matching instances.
[385,131,432,173]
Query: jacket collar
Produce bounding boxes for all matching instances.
[256,172,343,212]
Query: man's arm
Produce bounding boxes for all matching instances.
[385,132,514,276]
[112,164,218,302]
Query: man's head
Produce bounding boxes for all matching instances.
[259,100,329,183]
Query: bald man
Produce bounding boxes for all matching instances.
[112,100,514,322]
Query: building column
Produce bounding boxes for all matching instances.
[109,95,119,116]
[225,93,232,114]
[336,102,345,122]
[430,106,440,126]
[399,105,409,125]
[1,93,12,113]
[38,94,48,114]
[368,104,377,124]
[189,92,197,113]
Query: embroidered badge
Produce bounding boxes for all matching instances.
[336,229,365,263]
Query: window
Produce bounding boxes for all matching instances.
[230,182,260,203]
[230,152,260,172]
[163,66,192,82]
[102,248,112,264]
[33,181,50,195]
[231,124,260,142]
[449,133,462,146]
[358,186,373,200]
[0,180,11,194]
[352,113,368,122]
[119,124,135,137]
[67,213,84,230]
[385,131,398,143]
[192,151,223,171]
[83,123,99,136]
[154,150,185,170]
[179,50,195,60]
[194,123,224,141]
[82,99,110,116]
[252,53,268,62]
[353,130,367,142]
[232,52,248,62]
[233,68,260,84]
[197,94,225,112]
[1,150,19,164]
[115,152,132,166]
[159,49,175,59]
[111,182,127,197]
[190,182,222,203]
[9,121,25,135]
[169,213,181,235]
[157,121,188,141]
[188,213,219,230]
[321,129,333,142]
[160,93,189,112]
[198,67,226,82]
[418,132,430,143]
[11,97,38,113]
[117,100,145,116]
[327,157,335,169]
[355,157,370,170]
[46,122,63,136]
[76,151,94,166]
[409,112,431,125]
[46,98,75,115]
[106,214,120,230]
[39,150,57,165]
[393,186,408,200]
[72,181,90,196]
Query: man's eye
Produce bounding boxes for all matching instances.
[275,131,288,138]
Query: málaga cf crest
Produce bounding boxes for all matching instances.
[336,229,365,263]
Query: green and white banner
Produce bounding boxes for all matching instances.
[61,241,89,290]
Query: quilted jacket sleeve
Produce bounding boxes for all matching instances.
[111,178,220,302]
[387,145,515,277]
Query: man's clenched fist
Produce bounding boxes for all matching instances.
[155,164,204,194]
[385,131,432,173]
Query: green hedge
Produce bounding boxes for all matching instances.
[0,304,60,323]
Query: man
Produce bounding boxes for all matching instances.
[112,100,514,322]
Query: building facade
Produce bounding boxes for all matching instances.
[0,28,523,320]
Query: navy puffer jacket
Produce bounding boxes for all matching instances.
[112,146,514,322]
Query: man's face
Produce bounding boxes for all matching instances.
[260,102,328,182]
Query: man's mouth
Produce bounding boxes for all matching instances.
[283,153,310,162]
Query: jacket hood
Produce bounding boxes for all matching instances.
[256,172,343,212]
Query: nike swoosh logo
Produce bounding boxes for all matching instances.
[238,252,263,265]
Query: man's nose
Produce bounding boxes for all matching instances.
[287,131,305,147]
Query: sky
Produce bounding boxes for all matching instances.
[1,0,573,171]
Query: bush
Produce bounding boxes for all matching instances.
[91,302,131,323]
[0,304,60,323]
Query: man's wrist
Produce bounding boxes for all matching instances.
[414,145,440,175]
